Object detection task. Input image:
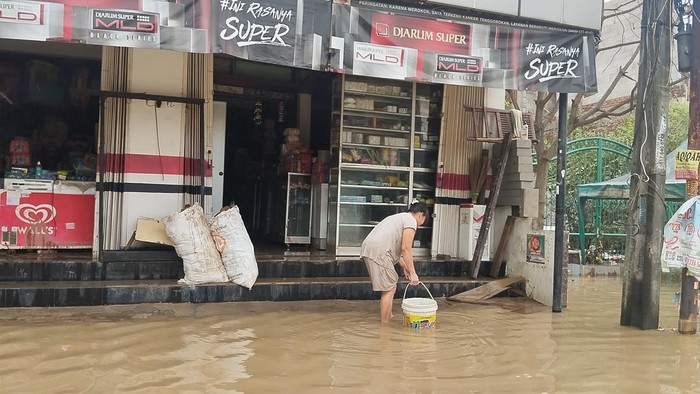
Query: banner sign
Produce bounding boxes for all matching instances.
[0,0,598,93]
[329,0,598,93]
[662,196,700,279]
[0,0,210,52]
[211,0,331,70]
[675,149,700,180]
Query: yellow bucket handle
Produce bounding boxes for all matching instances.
[402,281,435,301]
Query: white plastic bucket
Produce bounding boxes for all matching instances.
[402,282,438,329]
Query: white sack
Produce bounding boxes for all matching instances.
[162,203,228,285]
[210,205,258,289]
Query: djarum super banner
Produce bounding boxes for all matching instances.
[210,0,332,70]
[329,0,598,94]
[0,0,597,93]
[0,0,211,52]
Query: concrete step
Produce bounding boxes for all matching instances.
[0,259,477,282]
[0,277,517,308]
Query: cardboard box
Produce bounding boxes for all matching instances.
[366,135,382,145]
[384,137,409,147]
[135,217,174,246]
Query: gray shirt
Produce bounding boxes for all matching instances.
[360,212,417,268]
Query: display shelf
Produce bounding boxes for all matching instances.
[344,91,412,100]
[342,142,410,150]
[343,108,412,117]
[329,75,442,256]
[342,125,411,134]
[340,163,411,172]
[339,202,407,207]
[341,184,407,190]
[280,173,312,245]
[414,147,439,151]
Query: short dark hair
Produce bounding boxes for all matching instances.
[408,202,429,216]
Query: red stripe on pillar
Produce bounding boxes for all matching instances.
[104,153,212,176]
[439,173,470,191]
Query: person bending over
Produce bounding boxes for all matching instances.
[360,202,429,322]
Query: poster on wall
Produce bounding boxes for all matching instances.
[675,150,700,180]
[527,234,545,264]
[0,0,211,52]
[211,0,332,71]
[329,0,598,93]
[662,196,700,279]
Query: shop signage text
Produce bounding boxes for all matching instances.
[354,43,405,66]
[13,203,57,236]
[675,149,700,180]
[0,1,42,25]
[88,9,159,46]
[523,41,582,84]
[436,54,482,74]
[93,10,158,33]
[371,13,471,54]
[219,0,294,47]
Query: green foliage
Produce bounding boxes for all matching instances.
[582,98,689,152]
[554,99,689,253]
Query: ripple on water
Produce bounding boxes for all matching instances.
[1,278,699,393]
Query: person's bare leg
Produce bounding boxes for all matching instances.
[380,288,396,323]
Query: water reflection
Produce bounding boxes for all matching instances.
[0,278,699,393]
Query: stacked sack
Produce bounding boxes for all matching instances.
[162,203,258,288]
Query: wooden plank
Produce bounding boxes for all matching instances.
[470,134,513,278]
[490,216,516,277]
[447,276,525,303]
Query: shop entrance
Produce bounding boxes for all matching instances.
[212,57,332,251]
[0,41,101,253]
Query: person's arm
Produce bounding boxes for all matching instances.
[400,227,419,285]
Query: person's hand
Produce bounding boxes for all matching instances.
[408,272,419,286]
[403,268,411,280]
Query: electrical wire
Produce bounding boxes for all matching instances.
[153,102,165,181]
[635,0,671,184]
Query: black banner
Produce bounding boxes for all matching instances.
[0,0,597,93]
[211,0,331,71]
[329,0,598,93]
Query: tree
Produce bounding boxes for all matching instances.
[562,99,688,252]
[508,0,686,229]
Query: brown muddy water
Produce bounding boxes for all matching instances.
[1,277,699,393]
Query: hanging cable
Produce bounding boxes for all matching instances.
[153,100,165,181]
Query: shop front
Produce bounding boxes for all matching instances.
[0,0,599,261]
[0,40,102,251]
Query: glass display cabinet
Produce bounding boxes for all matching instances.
[280,172,312,245]
[329,75,443,255]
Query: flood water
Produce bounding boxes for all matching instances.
[1,277,699,393]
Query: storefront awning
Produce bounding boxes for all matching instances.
[0,0,597,94]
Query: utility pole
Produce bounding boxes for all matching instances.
[553,93,568,313]
[679,0,700,335]
[620,0,671,330]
